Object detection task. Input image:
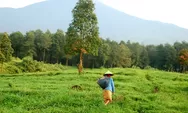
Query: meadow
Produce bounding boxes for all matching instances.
[0,68,188,113]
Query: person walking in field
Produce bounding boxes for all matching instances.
[99,71,115,105]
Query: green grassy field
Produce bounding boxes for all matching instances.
[0,68,188,113]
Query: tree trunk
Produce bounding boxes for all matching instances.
[103,60,106,67]
[56,55,59,64]
[78,52,83,74]
[181,65,186,73]
[43,49,45,62]
[92,59,94,69]
[16,50,18,58]
[66,58,69,66]
[56,58,59,64]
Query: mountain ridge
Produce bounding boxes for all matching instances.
[0,0,188,44]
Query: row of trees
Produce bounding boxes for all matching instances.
[0,30,188,72]
[0,0,188,73]
[0,30,65,63]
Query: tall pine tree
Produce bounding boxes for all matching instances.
[0,32,13,62]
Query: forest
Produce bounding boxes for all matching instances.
[0,30,188,73]
[0,0,188,73]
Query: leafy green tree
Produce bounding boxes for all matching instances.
[139,47,149,69]
[34,29,44,61]
[173,41,188,71]
[155,44,165,69]
[146,45,157,68]
[179,49,188,72]
[41,30,52,62]
[174,42,184,52]
[66,0,101,74]
[126,41,142,67]
[9,31,24,58]
[163,44,176,71]
[50,29,65,63]
[106,40,119,68]
[0,32,13,62]
[117,43,131,67]
[97,39,110,67]
[22,31,36,58]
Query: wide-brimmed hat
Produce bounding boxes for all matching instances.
[103,70,113,76]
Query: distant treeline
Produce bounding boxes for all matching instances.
[0,29,188,72]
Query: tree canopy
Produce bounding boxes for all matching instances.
[66,0,101,74]
[0,32,13,62]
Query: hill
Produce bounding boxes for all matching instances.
[0,68,188,112]
[0,0,188,44]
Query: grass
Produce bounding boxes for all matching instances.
[0,68,188,113]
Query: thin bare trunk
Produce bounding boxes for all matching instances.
[66,58,69,66]
[43,49,45,62]
[56,58,59,64]
[78,52,83,74]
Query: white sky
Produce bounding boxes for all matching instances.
[0,0,46,8]
[99,0,188,29]
[0,0,188,29]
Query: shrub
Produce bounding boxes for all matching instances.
[132,65,140,69]
[4,63,22,74]
[2,57,65,74]
[144,66,157,70]
[21,56,42,72]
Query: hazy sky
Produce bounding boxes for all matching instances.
[0,0,188,29]
[0,0,45,8]
[100,0,188,29]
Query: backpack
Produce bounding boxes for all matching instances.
[97,77,110,89]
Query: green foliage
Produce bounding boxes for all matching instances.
[98,40,110,66]
[66,0,101,74]
[66,0,101,56]
[0,57,65,74]
[34,29,44,61]
[179,49,188,65]
[117,43,131,67]
[9,31,24,58]
[21,56,41,72]
[40,30,52,62]
[144,66,156,70]
[105,40,119,67]
[2,29,188,72]
[179,48,188,72]
[0,68,187,112]
[0,33,3,39]
[22,31,36,58]
[49,29,65,63]
[0,32,14,62]
[139,47,149,69]
[155,44,177,71]
[4,63,22,74]
[127,41,142,67]
[0,51,5,64]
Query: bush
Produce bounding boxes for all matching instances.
[4,63,22,74]
[2,57,65,74]
[144,66,157,70]
[132,65,140,69]
[21,56,41,72]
